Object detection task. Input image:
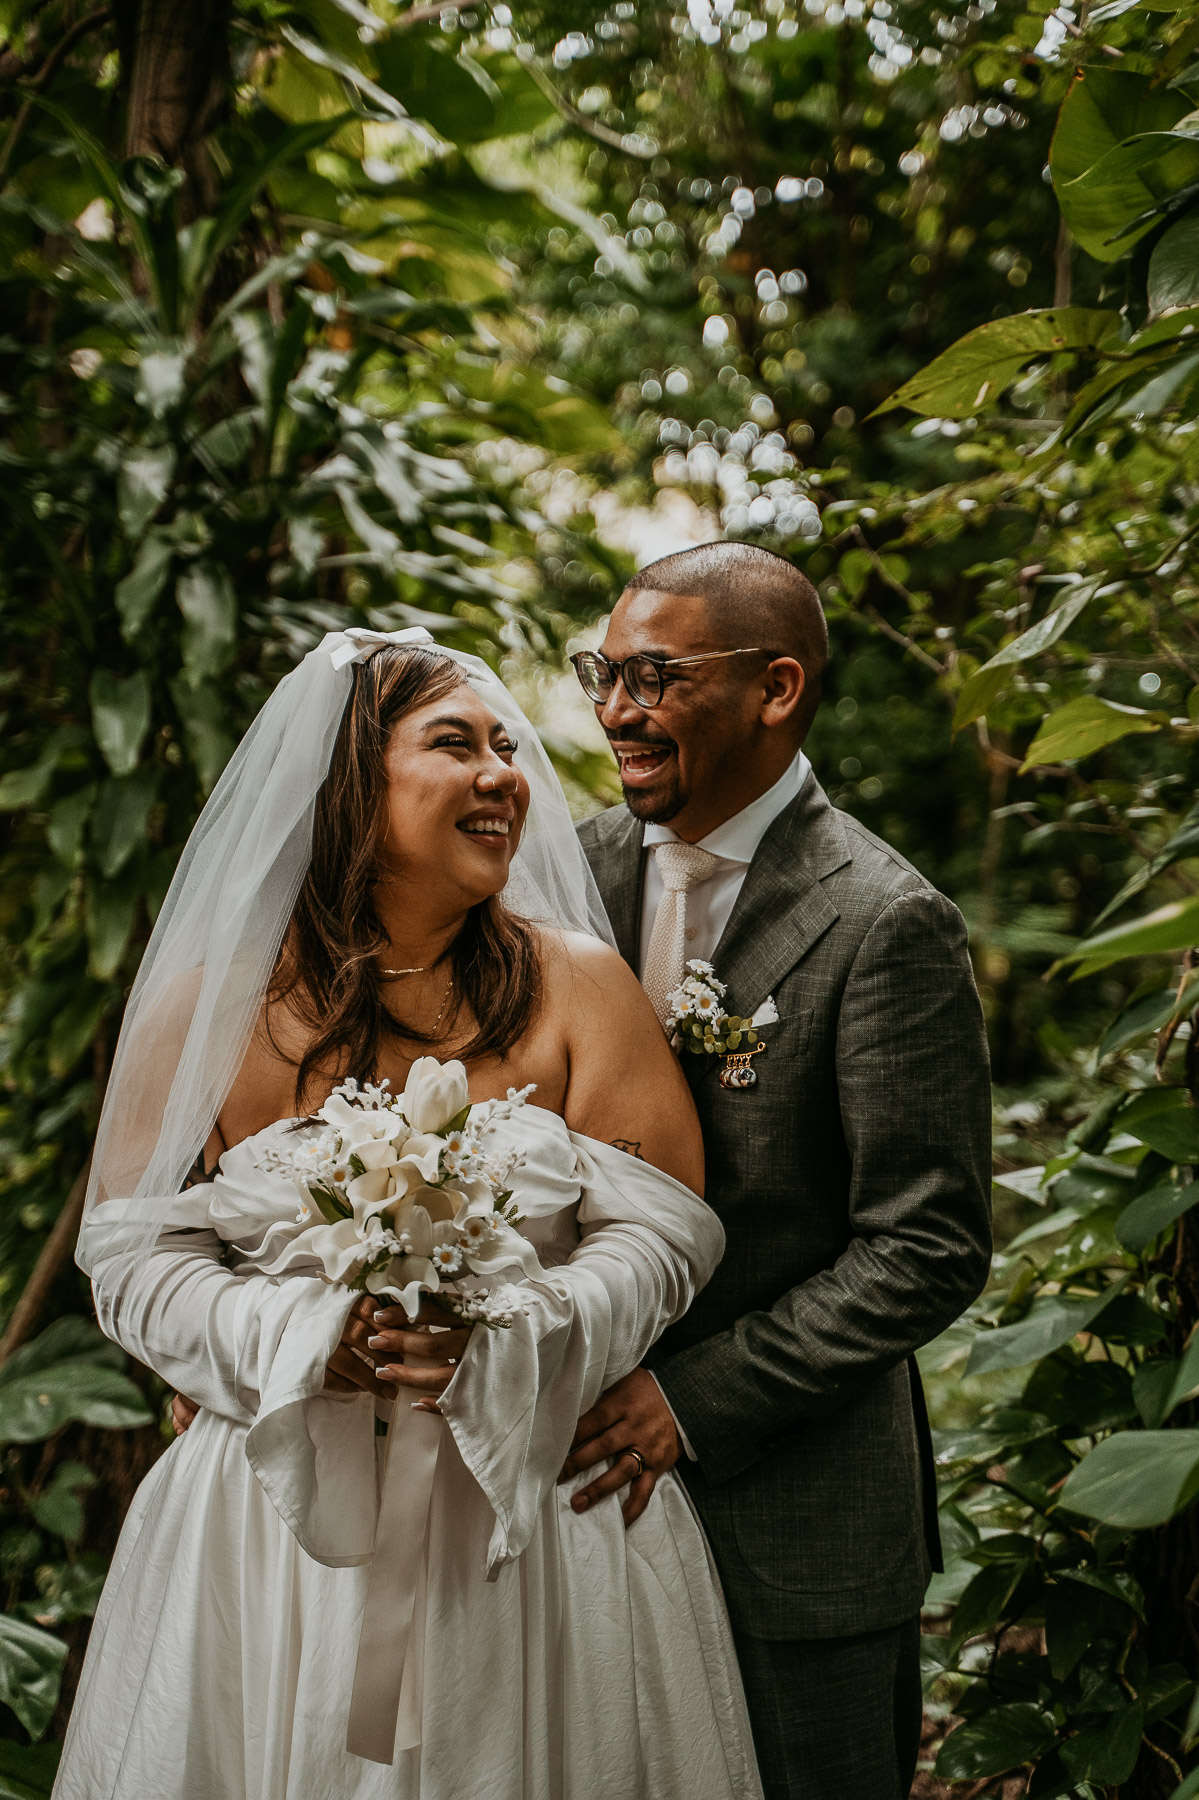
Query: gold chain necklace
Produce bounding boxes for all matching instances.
[429,968,454,1039]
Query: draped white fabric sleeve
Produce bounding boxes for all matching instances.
[77,1199,376,1563]
[437,1133,723,1578]
[79,1133,723,1578]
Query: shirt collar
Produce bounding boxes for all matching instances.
[642,746,812,866]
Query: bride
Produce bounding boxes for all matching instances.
[53,627,763,1800]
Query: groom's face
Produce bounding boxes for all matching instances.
[595,588,765,833]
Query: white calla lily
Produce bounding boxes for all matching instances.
[305,1217,372,1283]
[452,1176,496,1217]
[367,1258,439,1319]
[402,1057,470,1134]
[345,1166,395,1216]
[462,1220,544,1279]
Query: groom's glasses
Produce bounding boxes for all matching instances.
[570,647,774,710]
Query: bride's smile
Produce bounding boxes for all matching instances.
[378,685,530,910]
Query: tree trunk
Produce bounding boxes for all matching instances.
[118,0,230,218]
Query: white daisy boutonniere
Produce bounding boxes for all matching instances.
[665,961,778,1088]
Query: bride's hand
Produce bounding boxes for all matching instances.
[368,1300,475,1413]
[323,1294,393,1397]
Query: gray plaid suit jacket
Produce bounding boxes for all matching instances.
[577,776,992,1641]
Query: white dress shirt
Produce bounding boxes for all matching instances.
[639,745,812,1458]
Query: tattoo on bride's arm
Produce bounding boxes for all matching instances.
[611,1139,645,1161]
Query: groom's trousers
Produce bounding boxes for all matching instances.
[732,1616,922,1800]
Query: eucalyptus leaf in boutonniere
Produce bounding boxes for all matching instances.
[665,960,778,1057]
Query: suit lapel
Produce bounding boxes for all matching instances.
[687,780,852,1084]
[583,782,852,1040]
[586,808,645,970]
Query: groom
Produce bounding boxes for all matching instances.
[563,541,992,1800]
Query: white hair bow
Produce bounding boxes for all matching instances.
[323,625,437,671]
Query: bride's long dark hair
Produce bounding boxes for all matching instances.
[269,643,543,1108]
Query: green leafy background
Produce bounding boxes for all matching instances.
[5,0,1199,1793]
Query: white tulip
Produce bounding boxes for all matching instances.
[396,1132,447,1186]
[401,1058,471,1134]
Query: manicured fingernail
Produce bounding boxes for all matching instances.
[367,1335,385,1348]
[373,1311,387,1324]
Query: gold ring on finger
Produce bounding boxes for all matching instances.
[623,1447,646,1478]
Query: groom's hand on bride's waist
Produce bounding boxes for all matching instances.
[559,1367,681,1529]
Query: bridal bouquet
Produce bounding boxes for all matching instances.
[257,1059,543,1328]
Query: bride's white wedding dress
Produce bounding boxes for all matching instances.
[54,1103,762,1800]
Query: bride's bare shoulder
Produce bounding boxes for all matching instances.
[534,928,703,1192]
[538,928,653,1017]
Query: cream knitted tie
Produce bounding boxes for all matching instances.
[644,840,728,1029]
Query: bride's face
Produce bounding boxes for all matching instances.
[377,680,529,906]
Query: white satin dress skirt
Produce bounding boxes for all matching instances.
[53,1107,763,1800]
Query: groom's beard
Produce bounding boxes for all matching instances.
[607,726,687,823]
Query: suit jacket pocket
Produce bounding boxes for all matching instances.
[726,1367,924,1594]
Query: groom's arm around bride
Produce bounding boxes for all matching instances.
[571,542,992,1800]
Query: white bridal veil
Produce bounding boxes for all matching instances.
[80,626,614,1267]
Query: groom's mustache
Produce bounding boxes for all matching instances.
[604,726,677,751]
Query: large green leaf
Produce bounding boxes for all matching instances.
[1050,68,1192,260]
[117,443,176,538]
[90,772,158,879]
[1099,975,1199,1058]
[953,582,1101,731]
[873,309,1123,419]
[1020,695,1162,771]
[114,534,173,640]
[46,783,96,867]
[0,727,85,811]
[1117,1087,1199,1162]
[89,668,152,778]
[1066,894,1199,976]
[29,1461,96,1542]
[169,672,234,794]
[1135,1330,1199,1426]
[1149,210,1199,317]
[85,872,139,979]
[966,1279,1128,1375]
[373,37,500,143]
[484,52,559,137]
[0,1617,66,1742]
[176,562,237,677]
[935,1705,1057,1780]
[1117,1180,1198,1252]
[2,1317,124,1380]
[1060,133,1199,263]
[1060,1699,1144,1785]
[1092,802,1199,932]
[0,1360,152,1444]
[1059,1427,1199,1526]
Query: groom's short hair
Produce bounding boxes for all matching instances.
[625,542,828,738]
